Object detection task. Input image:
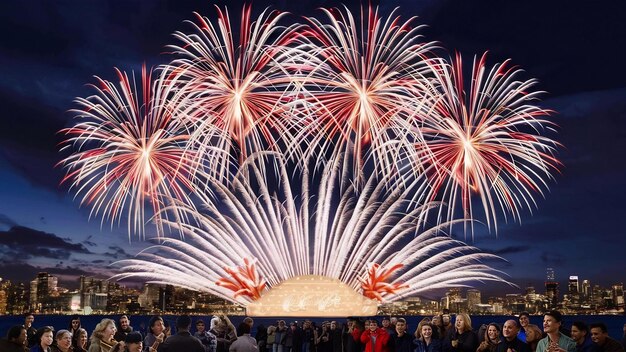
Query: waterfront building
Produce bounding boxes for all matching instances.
[611,284,624,309]
[467,289,481,312]
[0,280,6,315]
[545,268,559,309]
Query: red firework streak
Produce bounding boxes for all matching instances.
[216,258,266,300]
[361,263,408,302]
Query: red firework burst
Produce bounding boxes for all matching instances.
[216,258,266,300]
[298,5,435,182]
[58,65,199,237]
[166,4,304,180]
[410,53,562,233]
[361,263,408,301]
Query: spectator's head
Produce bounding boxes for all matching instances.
[24,313,35,328]
[369,319,379,331]
[454,313,472,333]
[395,318,407,335]
[36,326,54,347]
[519,312,530,328]
[239,322,251,335]
[92,318,116,343]
[589,323,609,346]
[76,328,88,348]
[570,321,589,344]
[543,311,562,334]
[485,323,501,343]
[525,324,542,344]
[119,315,130,330]
[502,320,520,340]
[125,332,144,352]
[196,319,206,333]
[56,330,73,350]
[6,325,27,344]
[148,316,165,336]
[416,323,433,339]
[69,316,81,331]
[176,315,192,331]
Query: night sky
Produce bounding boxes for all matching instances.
[0,0,625,297]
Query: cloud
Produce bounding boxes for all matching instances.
[0,213,17,228]
[0,226,91,261]
[540,251,566,266]
[490,245,531,256]
[104,245,132,259]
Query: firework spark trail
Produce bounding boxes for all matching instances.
[166,5,307,181]
[405,53,562,235]
[113,152,511,303]
[58,65,200,238]
[296,4,437,184]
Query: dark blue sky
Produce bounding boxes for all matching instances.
[0,0,625,297]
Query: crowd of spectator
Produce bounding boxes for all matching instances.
[1,310,625,352]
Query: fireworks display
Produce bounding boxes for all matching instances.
[406,53,561,234]
[58,66,199,237]
[296,5,436,183]
[59,5,560,306]
[166,5,304,180]
[112,153,510,304]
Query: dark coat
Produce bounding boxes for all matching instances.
[415,338,442,352]
[160,331,205,352]
[443,330,477,352]
[389,333,414,352]
[495,338,531,352]
[0,338,28,352]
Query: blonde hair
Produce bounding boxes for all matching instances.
[415,322,434,339]
[455,313,472,332]
[525,324,542,341]
[91,318,115,344]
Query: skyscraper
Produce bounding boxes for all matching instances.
[568,276,579,295]
[611,283,624,309]
[545,268,559,309]
[582,280,591,301]
[467,289,481,311]
[568,276,580,305]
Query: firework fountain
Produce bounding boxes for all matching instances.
[59,5,560,315]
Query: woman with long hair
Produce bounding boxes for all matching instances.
[68,317,81,349]
[476,324,500,352]
[414,323,442,352]
[443,314,477,352]
[88,319,117,352]
[73,329,88,352]
[524,324,543,352]
[142,316,165,352]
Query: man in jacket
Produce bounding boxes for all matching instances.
[160,315,205,352]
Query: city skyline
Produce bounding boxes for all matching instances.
[2,270,623,316]
[1,0,626,298]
